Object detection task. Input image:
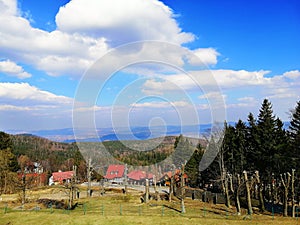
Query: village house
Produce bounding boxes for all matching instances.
[104,164,125,184]
[18,172,47,187]
[127,170,154,185]
[159,169,188,186]
[49,170,74,185]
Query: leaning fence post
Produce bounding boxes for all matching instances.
[4,203,8,214]
[120,204,122,216]
[49,202,53,214]
[161,205,164,216]
[83,203,87,215]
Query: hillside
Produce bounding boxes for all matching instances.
[10,134,85,173]
[9,133,204,175]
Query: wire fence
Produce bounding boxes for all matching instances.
[1,200,300,223]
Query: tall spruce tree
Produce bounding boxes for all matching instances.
[245,112,259,172]
[256,99,277,179]
[273,118,290,173]
[289,101,300,167]
[185,143,204,187]
[222,120,247,175]
[222,123,236,174]
[0,132,19,194]
[233,120,247,174]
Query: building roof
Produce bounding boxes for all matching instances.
[127,170,153,181]
[52,171,74,182]
[161,169,188,182]
[104,164,125,179]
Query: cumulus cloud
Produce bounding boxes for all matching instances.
[0,0,17,16]
[0,82,73,104]
[188,48,220,66]
[0,10,109,76]
[0,0,199,77]
[141,69,272,95]
[0,60,31,79]
[56,0,194,46]
[131,100,190,109]
[283,70,300,80]
[0,82,75,130]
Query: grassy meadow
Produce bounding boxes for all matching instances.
[0,187,298,225]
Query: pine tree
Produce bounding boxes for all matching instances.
[185,143,204,187]
[172,135,194,168]
[233,120,247,173]
[222,123,236,174]
[245,112,259,172]
[0,132,19,194]
[273,118,290,173]
[256,99,277,179]
[289,101,300,167]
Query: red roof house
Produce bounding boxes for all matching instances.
[127,170,153,181]
[52,171,74,184]
[18,173,47,186]
[159,169,188,186]
[104,165,125,183]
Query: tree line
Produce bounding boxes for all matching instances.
[185,99,300,216]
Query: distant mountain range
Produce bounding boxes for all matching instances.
[5,122,290,143]
[6,124,213,142]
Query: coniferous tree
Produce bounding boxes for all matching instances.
[289,101,300,167]
[172,135,194,168]
[0,132,19,194]
[233,120,247,174]
[185,143,204,187]
[256,99,277,179]
[245,112,259,172]
[273,118,290,173]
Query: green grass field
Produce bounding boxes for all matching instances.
[0,188,298,225]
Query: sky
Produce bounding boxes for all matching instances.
[0,0,299,133]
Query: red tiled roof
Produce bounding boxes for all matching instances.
[127,170,153,181]
[17,173,47,184]
[161,170,188,181]
[52,171,74,182]
[104,164,125,179]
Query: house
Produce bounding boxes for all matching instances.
[159,169,188,186]
[127,170,154,185]
[18,172,47,187]
[49,170,74,185]
[104,165,125,184]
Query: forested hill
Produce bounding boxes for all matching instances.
[7,133,205,172]
[10,133,85,173]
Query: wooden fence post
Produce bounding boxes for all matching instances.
[243,171,252,215]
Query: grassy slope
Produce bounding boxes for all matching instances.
[0,188,298,225]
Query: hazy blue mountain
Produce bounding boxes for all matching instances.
[5,122,290,143]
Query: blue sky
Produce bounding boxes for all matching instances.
[0,0,299,133]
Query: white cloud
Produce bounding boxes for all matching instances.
[0,60,31,79]
[131,100,190,109]
[0,0,197,77]
[0,0,17,16]
[283,70,300,80]
[198,91,226,100]
[0,82,73,104]
[0,104,32,111]
[188,48,219,65]
[0,82,75,130]
[141,69,272,95]
[55,0,194,46]
[237,96,257,102]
